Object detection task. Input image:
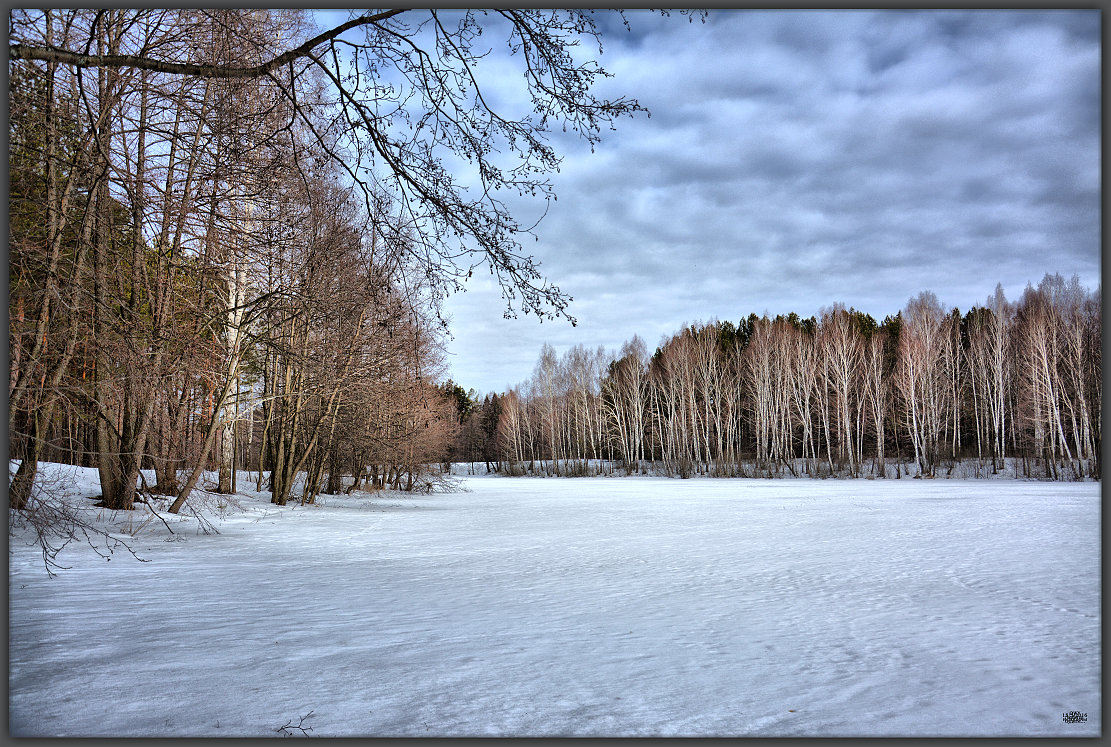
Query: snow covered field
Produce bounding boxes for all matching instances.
[8,465,1101,737]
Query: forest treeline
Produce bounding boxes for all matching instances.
[8,10,465,512]
[453,277,1100,480]
[8,9,646,514]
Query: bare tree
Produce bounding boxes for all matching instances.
[603,335,649,472]
[497,388,527,471]
[860,328,890,477]
[8,12,98,508]
[1011,274,1090,479]
[743,317,776,474]
[10,9,685,322]
[782,319,819,475]
[819,305,863,475]
[895,292,949,476]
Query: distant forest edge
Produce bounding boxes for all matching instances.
[6,10,1100,518]
[449,274,1100,481]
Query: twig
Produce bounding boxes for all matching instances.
[276,710,314,737]
[134,494,176,535]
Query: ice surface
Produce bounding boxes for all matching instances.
[8,466,1100,737]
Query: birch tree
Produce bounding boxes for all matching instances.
[896,292,947,477]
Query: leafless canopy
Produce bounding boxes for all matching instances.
[9,9,667,321]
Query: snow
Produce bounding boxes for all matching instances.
[8,464,1101,737]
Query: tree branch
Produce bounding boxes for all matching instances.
[9,9,409,78]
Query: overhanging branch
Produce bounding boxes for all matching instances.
[8,9,409,78]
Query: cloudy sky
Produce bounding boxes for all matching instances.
[430,10,1100,395]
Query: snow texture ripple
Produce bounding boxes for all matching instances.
[8,470,1100,737]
